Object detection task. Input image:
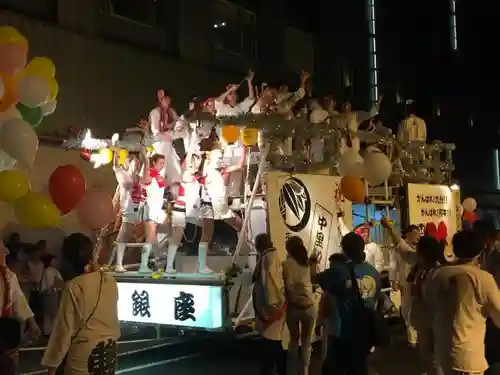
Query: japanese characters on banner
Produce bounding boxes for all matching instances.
[406,183,458,253]
[266,172,353,271]
[116,282,224,329]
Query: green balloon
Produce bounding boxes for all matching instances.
[17,103,43,127]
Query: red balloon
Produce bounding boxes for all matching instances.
[48,165,86,214]
[463,211,476,223]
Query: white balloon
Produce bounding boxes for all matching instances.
[40,100,57,116]
[0,149,16,171]
[0,77,4,100]
[17,75,50,108]
[0,118,39,166]
[363,151,392,186]
[0,106,22,126]
[462,197,477,213]
[337,150,364,177]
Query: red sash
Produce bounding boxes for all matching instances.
[0,266,13,318]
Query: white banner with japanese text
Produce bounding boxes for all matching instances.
[116,281,224,329]
[406,183,458,253]
[266,172,352,271]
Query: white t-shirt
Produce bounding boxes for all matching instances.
[143,170,167,208]
[364,242,384,273]
[149,106,179,135]
[115,168,143,213]
[214,97,254,117]
[40,266,63,292]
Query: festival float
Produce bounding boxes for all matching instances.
[0,25,474,334]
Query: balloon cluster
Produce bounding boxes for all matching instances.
[0,169,60,228]
[48,165,114,230]
[0,26,59,169]
[0,26,58,124]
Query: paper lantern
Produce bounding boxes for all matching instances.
[221,125,239,144]
[340,175,365,203]
[363,151,392,186]
[241,128,258,146]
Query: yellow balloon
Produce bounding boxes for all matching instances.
[14,191,61,228]
[99,148,113,164]
[26,57,55,79]
[47,78,59,100]
[0,170,31,203]
[241,128,258,146]
[0,26,28,48]
[221,125,240,144]
[117,149,128,166]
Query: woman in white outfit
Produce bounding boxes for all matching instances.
[137,152,169,273]
[112,151,144,272]
[40,253,63,337]
[283,236,317,375]
[198,146,246,273]
[167,153,203,273]
[149,89,182,183]
[42,236,120,375]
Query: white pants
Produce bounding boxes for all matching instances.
[286,305,318,375]
[401,283,418,345]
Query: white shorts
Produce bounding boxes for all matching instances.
[200,201,234,220]
[139,202,167,224]
[171,209,186,228]
[122,205,141,224]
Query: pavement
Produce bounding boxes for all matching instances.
[21,322,424,375]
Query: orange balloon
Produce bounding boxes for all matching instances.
[340,175,366,203]
[0,74,18,112]
[221,125,240,144]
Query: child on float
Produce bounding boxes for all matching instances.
[112,146,145,273]
[149,89,182,184]
[137,150,169,273]
[167,152,204,273]
[198,144,246,273]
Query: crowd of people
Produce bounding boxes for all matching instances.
[0,233,119,375]
[252,219,500,375]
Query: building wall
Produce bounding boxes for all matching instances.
[0,0,289,136]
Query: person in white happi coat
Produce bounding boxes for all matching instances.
[111,146,145,272]
[40,253,63,337]
[149,89,182,183]
[252,233,286,375]
[137,151,169,273]
[0,241,40,374]
[339,95,382,155]
[197,146,247,273]
[167,153,203,273]
[215,71,255,198]
[388,224,421,346]
[397,100,427,143]
[42,237,120,375]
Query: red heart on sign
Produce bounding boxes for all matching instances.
[425,222,438,239]
[437,221,447,241]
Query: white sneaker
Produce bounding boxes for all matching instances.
[164,267,177,274]
[114,266,127,273]
[199,266,213,274]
